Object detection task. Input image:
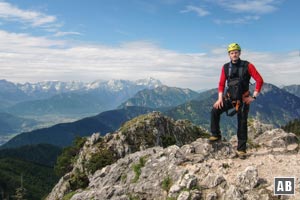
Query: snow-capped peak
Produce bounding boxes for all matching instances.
[18,81,86,94]
[135,77,163,88]
[86,80,106,90]
[7,78,163,97]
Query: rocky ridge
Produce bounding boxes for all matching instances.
[47,116,300,200]
[47,112,209,200]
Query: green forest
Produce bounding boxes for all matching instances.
[0,144,61,200]
[0,157,58,200]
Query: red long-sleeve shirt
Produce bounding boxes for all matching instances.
[218,62,264,93]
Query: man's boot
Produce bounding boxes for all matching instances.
[236,150,247,159]
[208,135,222,142]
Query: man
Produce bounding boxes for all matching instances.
[208,43,264,158]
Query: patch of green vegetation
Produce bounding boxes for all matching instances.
[62,191,77,200]
[122,117,158,151]
[281,119,300,136]
[161,135,177,148]
[119,113,150,133]
[222,163,230,169]
[93,135,104,144]
[166,197,177,200]
[191,185,202,191]
[69,168,89,191]
[131,156,147,183]
[128,193,140,200]
[248,117,255,126]
[85,148,116,174]
[199,129,210,138]
[136,129,157,147]
[121,173,127,183]
[161,176,173,192]
[54,136,87,177]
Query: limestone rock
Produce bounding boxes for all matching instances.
[46,115,300,200]
[223,185,243,200]
[201,173,226,188]
[190,190,202,200]
[248,119,274,140]
[177,191,190,200]
[179,173,198,189]
[46,112,208,199]
[206,192,217,200]
[254,128,299,151]
[236,166,259,191]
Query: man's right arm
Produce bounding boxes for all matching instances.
[218,66,226,94]
[214,66,226,109]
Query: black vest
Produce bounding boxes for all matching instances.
[224,59,251,93]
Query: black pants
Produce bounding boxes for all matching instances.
[210,99,249,151]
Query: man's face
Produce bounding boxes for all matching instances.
[228,50,241,62]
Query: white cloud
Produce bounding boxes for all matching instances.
[0,1,57,27]
[0,30,298,90]
[209,0,281,24]
[180,5,210,17]
[0,30,65,48]
[54,31,82,37]
[218,0,279,14]
[214,15,260,24]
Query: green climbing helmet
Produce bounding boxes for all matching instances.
[227,43,241,52]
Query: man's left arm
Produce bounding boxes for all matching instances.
[248,63,264,98]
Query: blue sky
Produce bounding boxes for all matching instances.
[0,0,299,90]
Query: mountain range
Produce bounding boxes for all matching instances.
[165,83,300,136]
[0,78,163,142]
[0,83,204,148]
[249,83,300,124]
[2,82,300,149]
[282,84,300,98]
[1,106,154,148]
[118,85,199,109]
[3,78,162,116]
[1,78,162,102]
[0,80,30,109]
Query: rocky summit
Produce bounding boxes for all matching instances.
[47,114,300,200]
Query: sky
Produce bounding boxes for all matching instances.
[0,0,299,90]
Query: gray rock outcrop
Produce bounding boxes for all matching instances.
[46,115,300,200]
